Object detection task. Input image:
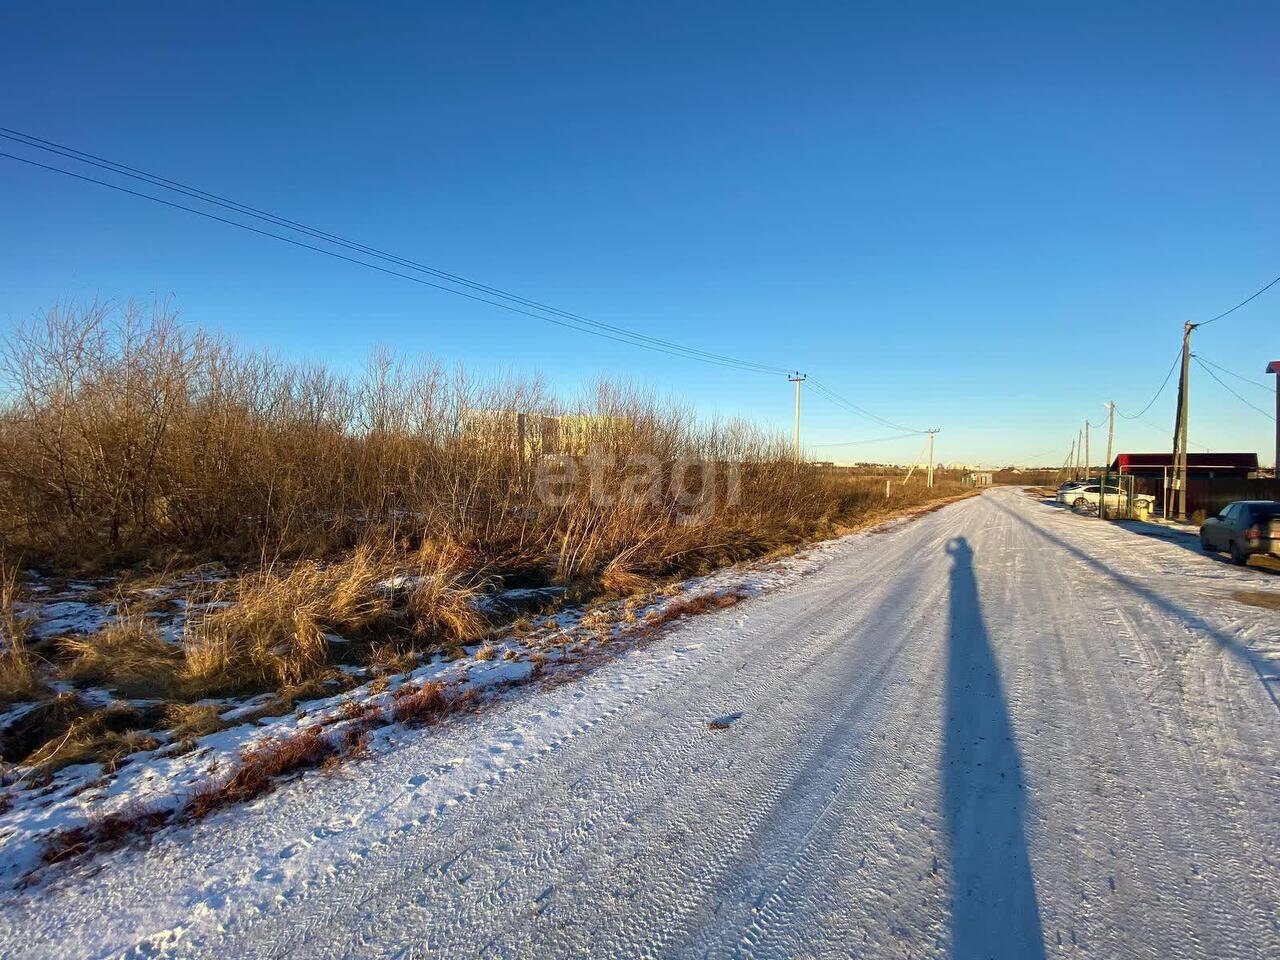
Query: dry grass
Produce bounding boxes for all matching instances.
[22,704,162,773]
[60,612,182,697]
[644,589,749,628]
[0,562,42,707]
[184,726,340,820]
[181,545,393,696]
[366,641,420,675]
[1230,590,1280,611]
[162,703,228,739]
[41,805,172,866]
[391,680,477,726]
[404,541,488,644]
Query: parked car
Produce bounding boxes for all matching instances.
[1199,501,1280,565]
[1059,483,1156,514]
[1055,480,1089,500]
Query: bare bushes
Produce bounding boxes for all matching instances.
[0,301,842,575]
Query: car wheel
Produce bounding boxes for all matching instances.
[1072,497,1087,509]
[1200,532,1214,552]
[1229,540,1249,566]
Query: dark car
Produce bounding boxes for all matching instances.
[1199,501,1280,565]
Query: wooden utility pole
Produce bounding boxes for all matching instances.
[1099,402,1115,520]
[1084,421,1091,480]
[1172,323,1194,521]
[926,430,938,488]
[787,372,806,462]
[1076,428,1083,478]
[1268,361,1280,474]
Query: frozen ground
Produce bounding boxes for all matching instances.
[1,487,1278,959]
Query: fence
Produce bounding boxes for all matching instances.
[1131,475,1280,518]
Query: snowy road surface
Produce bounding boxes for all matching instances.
[4,487,1279,959]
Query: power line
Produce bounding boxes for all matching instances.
[1193,354,1272,392]
[0,128,932,442]
[0,142,788,376]
[808,431,922,448]
[1116,347,1181,420]
[1192,356,1276,421]
[806,378,925,434]
[1118,408,1211,451]
[1197,272,1280,327]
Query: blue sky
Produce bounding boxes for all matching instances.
[1,1,1277,466]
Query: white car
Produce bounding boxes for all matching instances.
[1056,480,1088,499]
[1059,482,1155,514]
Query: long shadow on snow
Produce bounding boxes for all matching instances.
[991,499,1280,713]
[943,537,1046,960]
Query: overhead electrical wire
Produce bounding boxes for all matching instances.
[1192,356,1276,422]
[0,127,930,437]
[1196,272,1280,327]
[1116,347,1181,420]
[806,378,926,434]
[1193,354,1272,392]
[0,137,787,376]
[807,431,922,448]
[1118,410,1211,451]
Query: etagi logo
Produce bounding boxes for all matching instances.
[533,446,740,525]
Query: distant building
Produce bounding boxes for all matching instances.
[963,471,993,487]
[1109,452,1259,480]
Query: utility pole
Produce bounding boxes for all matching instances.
[1084,420,1091,480]
[1099,401,1115,520]
[1268,361,1280,475]
[787,372,806,462]
[926,429,939,488]
[1076,428,1083,478]
[1171,323,1194,521]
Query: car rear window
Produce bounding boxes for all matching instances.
[1247,504,1280,521]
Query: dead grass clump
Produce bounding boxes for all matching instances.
[473,641,498,661]
[60,614,182,697]
[0,691,87,763]
[182,545,394,696]
[599,548,658,597]
[391,681,476,727]
[404,541,488,644]
[184,726,339,820]
[23,704,162,773]
[0,563,42,707]
[162,703,228,739]
[41,805,173,865]
[367,641,420,675]
[644,589,748,628]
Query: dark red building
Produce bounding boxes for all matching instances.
[1108,452,1272,515]
[1109,452,1259,479]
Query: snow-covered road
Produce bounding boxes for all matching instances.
[4,487,1279,959]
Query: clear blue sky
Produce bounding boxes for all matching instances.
[1,1,1277,466]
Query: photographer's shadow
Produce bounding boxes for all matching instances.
[943,537,1045,959]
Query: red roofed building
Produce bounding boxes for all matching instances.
[1108,452,1269,515]
[1109,452,1259,477]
